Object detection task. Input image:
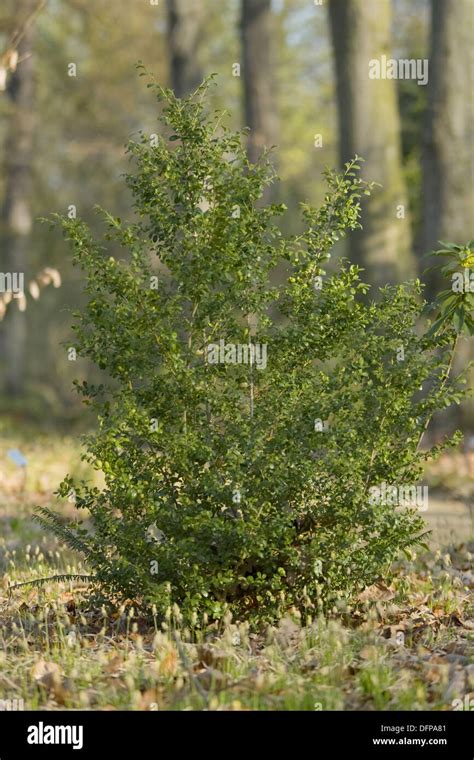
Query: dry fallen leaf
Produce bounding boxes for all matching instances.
[197,644,231,668]
[31,659,69,703]
[159,647,178,676]
[31,659,61,688]
[358,584,395,603]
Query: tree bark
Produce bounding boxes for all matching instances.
[240,0,278,168]
[0,1,36,397]
[328,0,414,288]
[420,0,474,433]
[166,0,204,98]
[420,0,473,280]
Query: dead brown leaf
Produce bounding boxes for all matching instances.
[31,659,69,704]
[159,647,178,676]
[358,584,395,603]
[197,644,231,668]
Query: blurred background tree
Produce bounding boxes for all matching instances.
[0,0,471,435]
[328,0,414,288]
[420,0,473,293]
[0,0,39,397]
[241,0,278,181]
[166,0,204,97]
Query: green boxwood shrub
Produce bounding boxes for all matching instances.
[37,72,473,625]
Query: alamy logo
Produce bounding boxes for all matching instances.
[452,695,474,711]
[369,55,429,85]
[207,339,267,370]
[0,698,24,710]
[0,271,24,296]
[27,722,83,750]
[452,270,474,293]
[369,481,428,512]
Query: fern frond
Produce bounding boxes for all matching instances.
[8,573,95,594]
[33,506,92,559]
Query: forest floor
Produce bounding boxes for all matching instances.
[0,422,472,711]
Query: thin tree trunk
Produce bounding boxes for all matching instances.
[0,2,36,397]
[240,0,278,168]
[166,0,204,98]
[328,0,414,288]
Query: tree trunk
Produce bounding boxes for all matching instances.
[420,0,474,434]
[420,0,473,277]
[0,2,36,397]
[166,0,204,98]
[240,0,278,168]
[328,0,414,289]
